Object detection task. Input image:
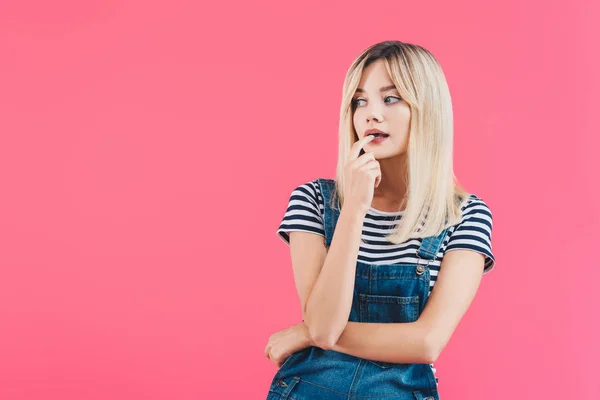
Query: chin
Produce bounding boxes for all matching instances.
[376,149,407,159]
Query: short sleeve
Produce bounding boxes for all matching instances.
[445,196,495,273]
[276,180,326,246]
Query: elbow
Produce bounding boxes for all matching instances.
[309,328,338,350]
[304,308,340,350]
[422,330,444,364]
[306,319,340,350]
[312,337,334,351]
[422,344,440,364]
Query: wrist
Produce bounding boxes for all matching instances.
[301,321,316,346]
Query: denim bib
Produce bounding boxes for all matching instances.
[267,178,449,400]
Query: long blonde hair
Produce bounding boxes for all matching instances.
[330,40,470,244]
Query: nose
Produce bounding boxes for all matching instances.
[367,112,382,123]
[366,103,383,123]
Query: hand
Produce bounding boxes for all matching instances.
[264,321,314,368]
[344,135,381,215]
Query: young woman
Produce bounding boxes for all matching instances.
[264,40,495,400]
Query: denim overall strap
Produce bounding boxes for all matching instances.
[415,227,450,274]
[317,178,339,248]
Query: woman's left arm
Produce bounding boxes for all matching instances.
[331,249,485,364]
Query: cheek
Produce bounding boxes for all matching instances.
[390,114,410,131]
[352,115,359,133]
[352,110,364,127]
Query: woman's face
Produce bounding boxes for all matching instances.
[352,59,411,159]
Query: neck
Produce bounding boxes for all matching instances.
[374,154,408,202]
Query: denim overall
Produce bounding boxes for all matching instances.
[267,178,449,400]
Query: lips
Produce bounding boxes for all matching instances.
[364,128,389,138]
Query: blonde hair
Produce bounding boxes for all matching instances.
[330,40,470,244]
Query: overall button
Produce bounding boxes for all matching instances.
[424,397,434,400]
[275,379,287,387]
[416,264,425,274]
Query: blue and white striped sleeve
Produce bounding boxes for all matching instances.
[276,180,325,246]
[445,196,495,273]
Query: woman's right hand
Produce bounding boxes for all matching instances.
[343,135,382,216]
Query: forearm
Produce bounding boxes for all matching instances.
[331,321,437,364]
[305,206,365,348]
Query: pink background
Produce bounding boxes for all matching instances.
[1,1,598,399]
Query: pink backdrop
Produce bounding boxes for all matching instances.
[1,1,598,399]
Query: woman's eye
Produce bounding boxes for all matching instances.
[352,96,400,108]
[352,99,365,107]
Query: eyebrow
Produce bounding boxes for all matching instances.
[355,84,397,93]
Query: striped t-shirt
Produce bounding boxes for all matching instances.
[276,179,495,296]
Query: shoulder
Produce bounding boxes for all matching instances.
[447,193,495,272]
[291,178,321,199]
[291,177,335,198]
[459,194,493,225]
[285,178,330,211]
[277,178,328,245]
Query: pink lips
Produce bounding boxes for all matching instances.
[364,128,389,145]
[364,128,388,137]
[368,135,389,144]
